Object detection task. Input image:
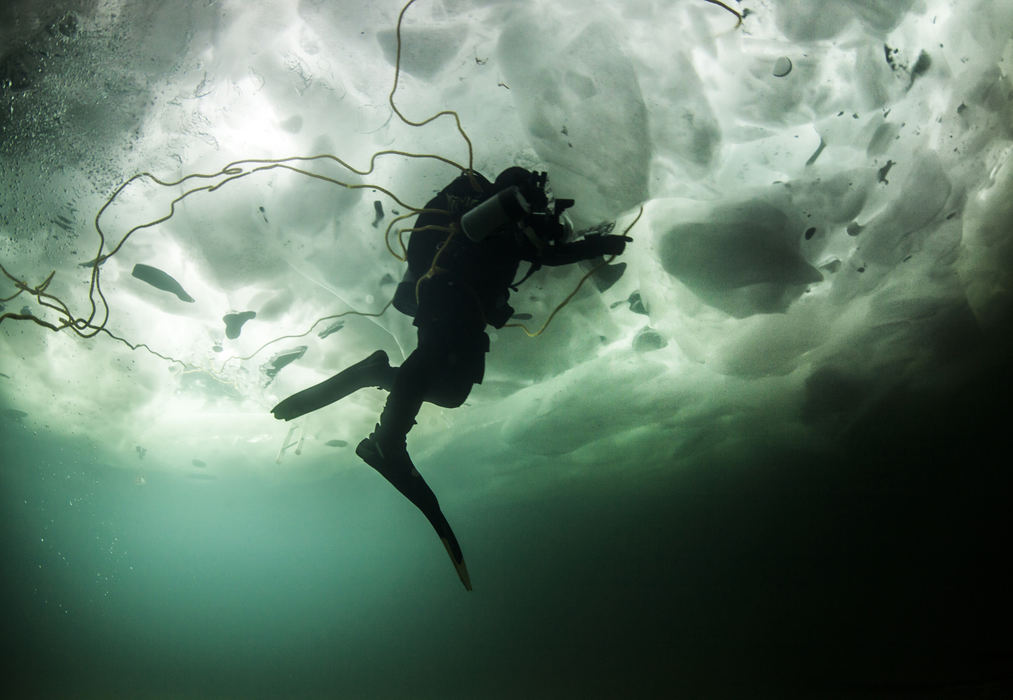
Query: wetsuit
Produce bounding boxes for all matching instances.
[376,170,626,447]
[270,167,630,590]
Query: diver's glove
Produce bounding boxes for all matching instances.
[592,234,632,257]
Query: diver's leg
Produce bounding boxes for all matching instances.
[424,345,485,408]
[368,331,486,439]
[270,350,395,421]
[366,347,430,453]
[353,347,472,590]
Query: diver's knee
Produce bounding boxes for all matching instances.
[442,391,468,409]
[429,382,471,408]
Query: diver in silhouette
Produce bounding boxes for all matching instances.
[270,167,630,589]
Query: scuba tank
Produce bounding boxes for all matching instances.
[460,186,530,242]
[393,170,576,319]
[460,172,575,245]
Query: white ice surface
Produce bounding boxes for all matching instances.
[1,0,1011,493]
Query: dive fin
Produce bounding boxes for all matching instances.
[355,435,472,591]
[439,533,473,591]
[271,350,391,421]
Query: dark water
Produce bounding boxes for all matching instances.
[3,341,1011,700]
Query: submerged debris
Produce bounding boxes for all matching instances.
[884,45,901,71]
[372,200,385,228]
[276,425,304,463]
[633,327,667,353]
[136,445,147,460]
[805,137,826,166]
[132,263,195,303]
[612,291,647,314]
[772,56,792,77]
[909,51,931,88]
[877,160,896,183]
[192,459,206,468]
[1,408,28,422]
[263,346,307,379]
[325,439,348,448]
[628,291,648,315]
[318,320,345,339]
[884,45,932,89]
[223,310,256,339]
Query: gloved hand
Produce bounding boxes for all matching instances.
[597,234,632,257]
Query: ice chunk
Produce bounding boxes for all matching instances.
[633,327,667,353]
[131,264,195,303]
[657,200,823,317]
[1,408,27,422]
[223,311,256,339]
[262,346,308,379]
[498,14,650,224]
[859,152,952,266]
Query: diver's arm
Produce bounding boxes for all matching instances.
[538,235,630,266]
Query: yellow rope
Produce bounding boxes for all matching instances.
[0,0,488,368]
[385,212,423,261]
[390,0,479,189]
[413,224,458,304]
[702,0,744,26]
[1,0,652,378]
[217,299,395,372]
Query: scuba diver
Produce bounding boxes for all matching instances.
[270,167,631,590]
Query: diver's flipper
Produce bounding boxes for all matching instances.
[270,350,391,421]
[355,435,472,591]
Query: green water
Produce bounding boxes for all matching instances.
[3,361,1011,700]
